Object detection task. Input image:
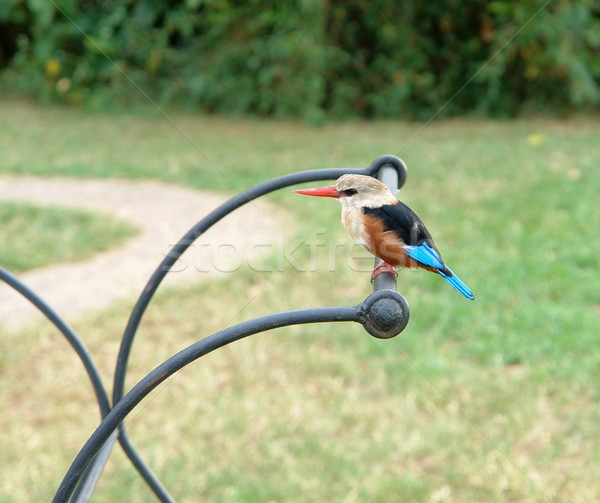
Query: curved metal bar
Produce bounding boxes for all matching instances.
[116,428,174,503]
[0,268,171,503]
[0,266,110,419]
[0,268,154,502]
[107,155,408,501]
[2,157,410,502]
[113,154,407,405]
[55,306,362,502]
[69,430,119,503]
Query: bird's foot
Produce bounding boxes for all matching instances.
[371,262,397,283]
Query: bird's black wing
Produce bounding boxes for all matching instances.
[363,202,436,249]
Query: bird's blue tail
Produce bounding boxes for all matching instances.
[438,267,474,300]
[404,243,474,300]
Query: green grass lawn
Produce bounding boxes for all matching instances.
[0,202,139,272]
[0,100,598,502]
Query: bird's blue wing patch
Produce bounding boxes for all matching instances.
[404,242,444,270]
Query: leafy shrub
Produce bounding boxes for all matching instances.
[0,0,598,119]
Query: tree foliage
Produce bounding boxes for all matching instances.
[1,0,599,119]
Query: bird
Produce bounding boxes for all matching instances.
[294,174,474,300]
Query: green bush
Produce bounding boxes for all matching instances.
[0,0,598,119]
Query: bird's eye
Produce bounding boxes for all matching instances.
[341,188,358,196]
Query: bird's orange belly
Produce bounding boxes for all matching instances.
[361,214,442,272]
[362,214,415,268]
[368,234,412,267]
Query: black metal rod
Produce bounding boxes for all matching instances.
[0,269,172,502]
[107,155,408,501]
[116,428,174,503]
[113,155,408,405]
[70,430,119,503]
[54,306,361,503]
[372,159,405,292]
[2,157,410,502]
[0,266,110,419]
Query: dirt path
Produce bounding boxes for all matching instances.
[0,176,283,331]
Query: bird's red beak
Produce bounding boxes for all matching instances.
[294,185,340,198]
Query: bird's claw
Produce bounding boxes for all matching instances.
[371,262,397,283]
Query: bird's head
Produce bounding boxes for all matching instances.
[294,174,397,209]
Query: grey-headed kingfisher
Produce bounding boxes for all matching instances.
[295,174,474,300]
